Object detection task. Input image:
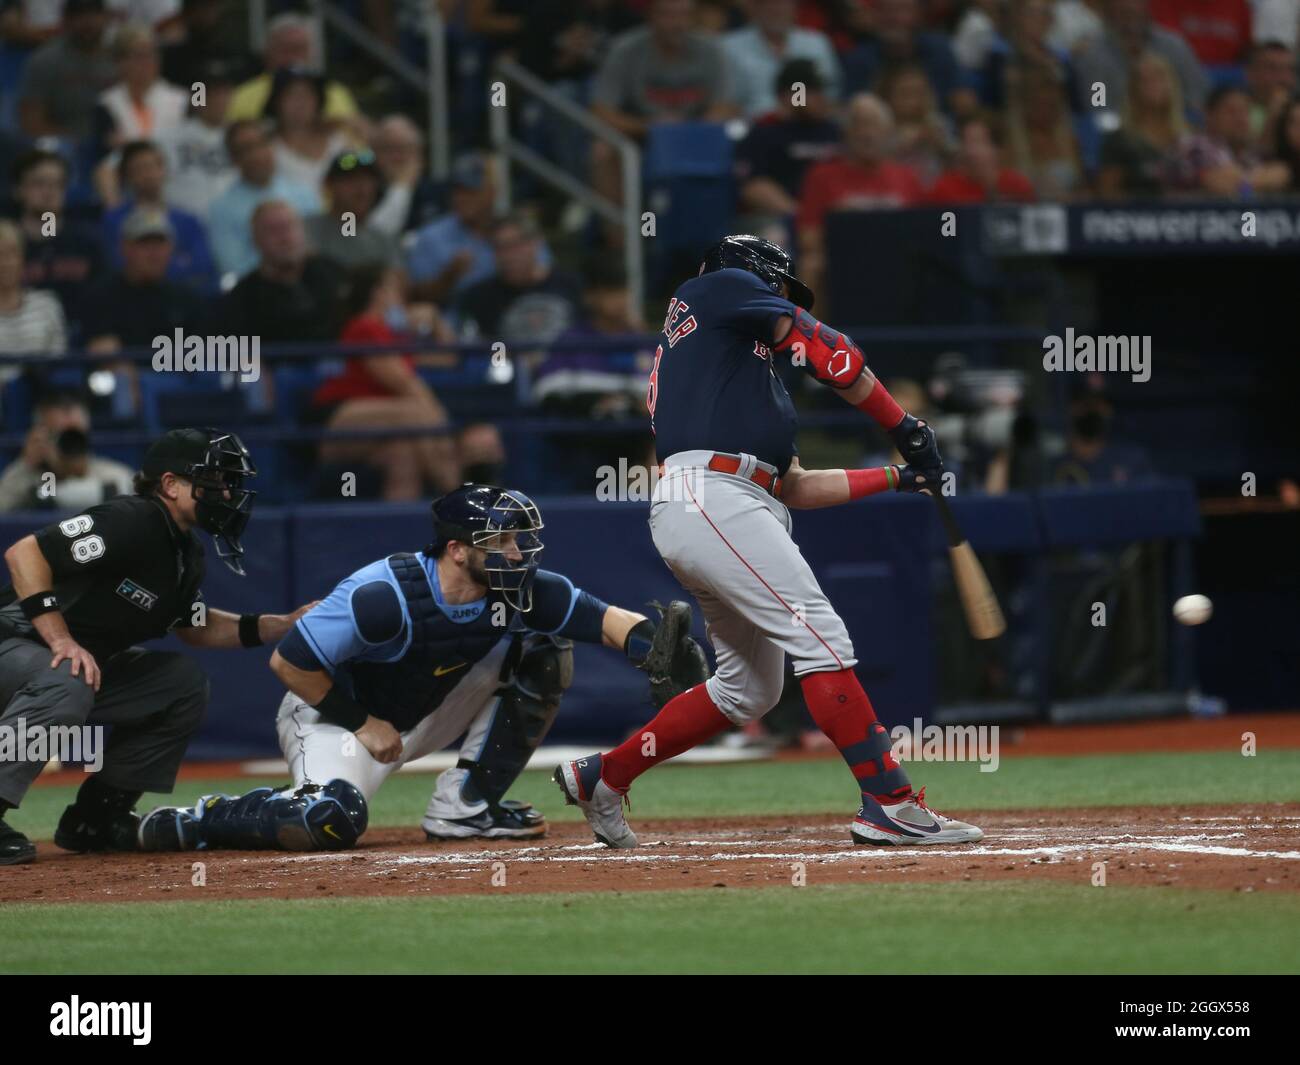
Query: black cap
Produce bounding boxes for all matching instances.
[775,58,825,96]
[64,0,106,14]
[325,148,378,181]
[141,428,215,478]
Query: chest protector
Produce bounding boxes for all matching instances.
[344,553,514,731]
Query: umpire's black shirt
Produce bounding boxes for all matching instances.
[0,495,206,660]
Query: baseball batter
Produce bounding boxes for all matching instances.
[557,235,984,848]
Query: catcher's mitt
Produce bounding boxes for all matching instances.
[638,600,709,710]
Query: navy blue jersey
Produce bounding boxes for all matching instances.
[648,268,799,473]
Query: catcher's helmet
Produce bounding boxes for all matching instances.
[700,234,814,311]
[141,427,257,575]
[428,484,545,611]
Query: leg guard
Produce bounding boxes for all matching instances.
[460,634,573,808]
[141,779,369,852]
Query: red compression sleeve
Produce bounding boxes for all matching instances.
[846,467,898,498]
[855,379,906,429]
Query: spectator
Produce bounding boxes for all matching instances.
[207,119,320,280]
[1050,0,1107,52]
[16,0,116,139]
[927,114,1037,202]
[0,219,66,385]
[1074,0,1210,115]
[1052,394,1155,484]
[979,0,1081,112]
[455,213,583,349]
[219,200,347,344]
[1005,60,1087,200]
[308,263,462,500]
[305,150,401,270]
[840,0,978,116]
[517,0,640,85]
[953,0,1008,75]
[1168,83,1291,193]
[1244,40,1296,144]
[91,22,188,159]
[1270,95,1300,190]
[878,62,954,187]
[534,263,651,409]
[734,59,842,228]
[81,207,210,351]
[535,264,656,487]
[369,115,441,236]
[160,0,242,86]
[226,12,363,131]
[590,0,736,221]
[722,0,841,119]
[101,140,217,292]
[797,94,924,300]
[10,149,104,335]
[0,0,63,49]
[1254,0,1300,49]
[1097,50,1189,197]
[265,67,355,193]
[149,58,239,222]
[406,153,500,305]
[1150,0,1252,65]
[0,393,134,512]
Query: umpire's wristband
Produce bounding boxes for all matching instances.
[314,686,369,732]
[19,591,60,621]
[238,613,263,648]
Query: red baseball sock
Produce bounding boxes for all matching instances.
[799,669,912,801]
[601,683,731,792]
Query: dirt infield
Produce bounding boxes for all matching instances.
[3,803,1296,903]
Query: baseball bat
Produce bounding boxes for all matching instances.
[928,492,1006,640]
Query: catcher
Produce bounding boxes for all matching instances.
[136,483,707,852]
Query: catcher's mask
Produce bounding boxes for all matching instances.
[141,428,257,575]
[699,233,815,311]
[429,484,544,611]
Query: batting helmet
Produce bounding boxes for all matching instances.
[700,234,815,311]
[428,484,545,611]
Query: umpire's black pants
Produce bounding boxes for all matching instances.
[0,638,208,808]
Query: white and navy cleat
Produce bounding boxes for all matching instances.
[554,753,638,849]
[423,800,546,840]
[850,786,984,846]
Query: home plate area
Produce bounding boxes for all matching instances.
[4,804,1298,903]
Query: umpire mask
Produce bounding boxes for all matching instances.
[143,428,258,575]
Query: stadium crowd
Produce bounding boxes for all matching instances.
[0,0,1290,502]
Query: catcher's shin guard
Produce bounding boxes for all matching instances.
[458,633,572,808]
[189,779,368,851]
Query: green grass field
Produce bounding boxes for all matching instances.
[4,749,1298,974]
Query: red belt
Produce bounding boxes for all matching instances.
[659,454,783,499]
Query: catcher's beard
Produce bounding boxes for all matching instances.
[466,550,490,589]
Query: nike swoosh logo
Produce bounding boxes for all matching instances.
[322,824,341,840]
[434,662,468,677]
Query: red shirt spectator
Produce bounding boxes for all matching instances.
[927,169,1036,203]
[798,157,923,229]
[1149,0,1252,65]
[927,115,1037,204]
[313,314,415,405]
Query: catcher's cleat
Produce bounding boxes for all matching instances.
[423,799,546,841]
[0,818,36,865]
[851,786,983,846]
[138,805,202,851]
[554,753,638,849]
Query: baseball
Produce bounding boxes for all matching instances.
[1172,594,1213,626]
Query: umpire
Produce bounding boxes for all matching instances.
[0,428,311,865]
